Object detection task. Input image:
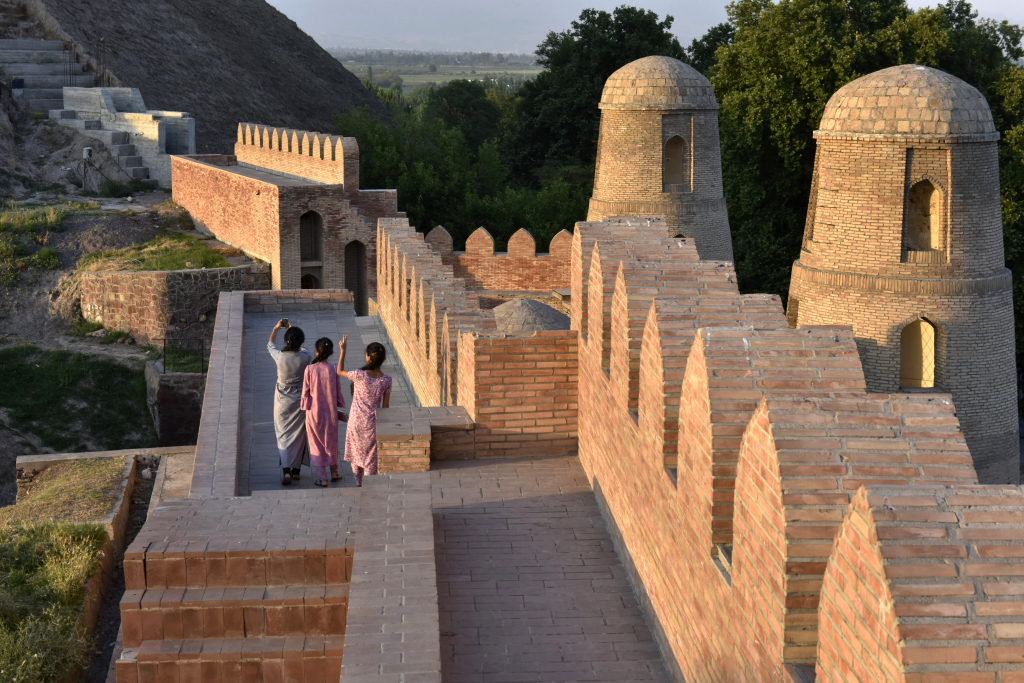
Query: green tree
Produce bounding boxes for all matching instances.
[421,80,500,152]
[710,0,1023,307]
[685,22,735,76]
[501,6,686,187]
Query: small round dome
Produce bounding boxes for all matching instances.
[818,64,994,136]
[599,56,718,111]
[493,299,570,335]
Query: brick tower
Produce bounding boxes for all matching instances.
[588,56,733,261]
[789,64,1019,484]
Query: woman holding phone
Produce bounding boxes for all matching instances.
[268,318,311,485]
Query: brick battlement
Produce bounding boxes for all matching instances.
[235,122,358,188]
[377,218,578,459]
[566,216,1021,682]
[425,225,573,291]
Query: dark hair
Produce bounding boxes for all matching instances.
[311,337,334,364]
[361,342,386,371]
[283,326,305,352]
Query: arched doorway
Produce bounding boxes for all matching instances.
[900,319,936,388]
[663,136,687,192]
[301,274,321,289]
[906,180,942,251]
[345,240,368,316]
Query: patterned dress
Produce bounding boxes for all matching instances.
[344,370,392,480]
[300,362,345,479]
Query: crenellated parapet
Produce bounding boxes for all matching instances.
[235,122,359,188]
[376,218,578,459]
[571,214,1022,682]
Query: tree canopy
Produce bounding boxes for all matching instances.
[706,0,1024,345]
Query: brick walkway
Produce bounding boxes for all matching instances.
[431,456,670,683]
[239,309,413,494]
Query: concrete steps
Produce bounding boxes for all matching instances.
[0,30,96,112]
[0,38,62,50]
[3,61,83,75]
[51,111,158,185]
[15,74,94,87]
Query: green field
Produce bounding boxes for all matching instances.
[344,63,544,94]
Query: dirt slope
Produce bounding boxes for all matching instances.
[35,0,389,152]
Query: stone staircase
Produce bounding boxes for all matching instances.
[51,108,157,185]
[0,2,98,113]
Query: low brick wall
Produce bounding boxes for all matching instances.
[80,263,271,347]
[144,361,206,447]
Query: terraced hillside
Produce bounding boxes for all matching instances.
[29,0,388,152]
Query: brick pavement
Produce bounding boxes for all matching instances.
[239,309,413,495]
[431,456,670,682]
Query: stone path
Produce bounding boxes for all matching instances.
[239,310,413,495]
[431,456,670,683]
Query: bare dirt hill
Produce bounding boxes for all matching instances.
[32,0,389,152]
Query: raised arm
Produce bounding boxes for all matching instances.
[336,335,354,379]
[269,319,289,345]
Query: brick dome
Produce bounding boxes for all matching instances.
[818,64,995,136]
[599,56,718,111]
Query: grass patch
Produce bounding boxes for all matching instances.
[0,458,125,525]
[0,204,65,236]
[77,232,230,272]
[0,344,158,453]
[98,331,130,345]
[163,345,207,373]
[69,319,103,336]
[0,521,106,683]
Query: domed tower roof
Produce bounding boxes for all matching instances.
[493,299,570,335]
[818,64,995,136]
[599,56,718,111]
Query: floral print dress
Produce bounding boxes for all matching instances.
[343,370,393,478]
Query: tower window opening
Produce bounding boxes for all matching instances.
[906,180,942,251]
[900,319,935,389]
[300,211,323,261]
[663,136,688,192]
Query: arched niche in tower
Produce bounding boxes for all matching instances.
[900,319,936,389]
[300,211,323,262]
[905,180,943,252]
[663,136,689,193]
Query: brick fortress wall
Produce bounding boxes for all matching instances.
[79,263,271,347]
[172,124,404,302]
[569,216,1024,683]
[791,131,1018,484]
[424,224,572,291]
[377,218,578,459]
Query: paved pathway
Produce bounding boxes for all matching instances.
[239,309,413,495]
[431,456,670,683]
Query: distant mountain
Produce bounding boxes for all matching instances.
[36,0,389,152]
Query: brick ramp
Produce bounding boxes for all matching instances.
[432,456,671,682]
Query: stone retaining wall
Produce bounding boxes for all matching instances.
[144,361,206,447]
[80,263,271,347]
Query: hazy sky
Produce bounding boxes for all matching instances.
[266,0,1024,53]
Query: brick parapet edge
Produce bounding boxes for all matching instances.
[342,472,441,682]
[568,216,1024,682]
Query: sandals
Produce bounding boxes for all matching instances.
[290,468,301,482]
[314,479,329,487]
[331,474,343,482]
[281,471,292,486]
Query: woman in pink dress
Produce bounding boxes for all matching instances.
[300,338,346,487]
[336,336,392,487]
